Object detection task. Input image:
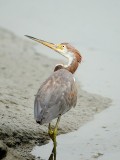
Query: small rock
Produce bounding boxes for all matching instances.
[92,152,104,158]
[5,105,9,108]
[102,126,107,128]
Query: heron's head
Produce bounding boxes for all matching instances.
[25,35,82,63]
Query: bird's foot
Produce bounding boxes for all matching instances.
[48,124,58,147]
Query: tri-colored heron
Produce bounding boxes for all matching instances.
[25,35,82,147]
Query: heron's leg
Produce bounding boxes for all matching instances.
[48,123,54,140]
[48,146,56,160]
[48,116,61,148]
[55,116,61,129]
[48,116,61,160]
[53,116,61,147]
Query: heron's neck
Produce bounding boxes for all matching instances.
[65,58,79,74]
[54,52,81,74]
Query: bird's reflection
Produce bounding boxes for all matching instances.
[48,144,57,160]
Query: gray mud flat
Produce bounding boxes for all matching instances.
[0,28,111,160]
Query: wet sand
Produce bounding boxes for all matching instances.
[0,28,111,159]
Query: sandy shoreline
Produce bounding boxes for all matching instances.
[0,28,111,160]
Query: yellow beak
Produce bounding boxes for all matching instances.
[25,35,60,53]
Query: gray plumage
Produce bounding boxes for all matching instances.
[34,69,77,125]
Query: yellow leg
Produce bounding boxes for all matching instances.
[48,116,61,147]
[48,123,53,138]
[48,117,61,160]
[48,145,56,160]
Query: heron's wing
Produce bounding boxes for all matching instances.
[34,69,77,124]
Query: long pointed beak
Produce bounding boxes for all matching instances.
[25,35,59,52]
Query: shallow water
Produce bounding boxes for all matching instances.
[31,105,120,160]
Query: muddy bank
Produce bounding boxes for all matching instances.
[0,28,111,159]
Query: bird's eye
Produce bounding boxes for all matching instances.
[62,45,65,48]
